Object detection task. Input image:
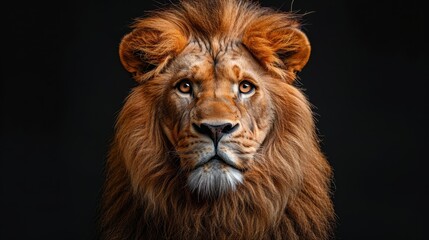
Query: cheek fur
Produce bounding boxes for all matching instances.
[239,93,273,136]
[160,94,191,143]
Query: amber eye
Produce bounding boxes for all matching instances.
[177,79,192,94]
[239,80,255,94]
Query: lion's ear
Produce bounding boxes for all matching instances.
[273,28,311,73]
[119,18,188,82]
[243,20,311,82]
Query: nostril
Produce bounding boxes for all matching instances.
[221,123,239,134]
[221,123,233,133]
[193,123,212,137]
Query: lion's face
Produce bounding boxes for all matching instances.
[117,2,312,200]
[158,40,274,197]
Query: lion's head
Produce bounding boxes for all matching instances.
[100,0,334,239]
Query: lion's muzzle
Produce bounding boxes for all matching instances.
[187,122,243,197]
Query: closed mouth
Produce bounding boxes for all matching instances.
[194,154,239,170]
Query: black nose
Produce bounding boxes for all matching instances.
[193,123,239,146]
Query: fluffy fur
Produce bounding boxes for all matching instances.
[99,0,334,239]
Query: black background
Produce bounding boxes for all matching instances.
[1,0,428,239]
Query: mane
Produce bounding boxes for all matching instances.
[100,1,334,239]
[143,0,301,38]
[120,0,303,82]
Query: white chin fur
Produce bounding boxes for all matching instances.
[187,161,243,198]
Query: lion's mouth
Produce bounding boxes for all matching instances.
[194,154,240,171]
[187,154,245,197]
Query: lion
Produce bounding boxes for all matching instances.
[99,0,334,239]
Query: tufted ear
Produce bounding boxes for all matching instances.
[243,17,311,83]
[119,17,188,82]
[273,28,311,73]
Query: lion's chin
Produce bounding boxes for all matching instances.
[187,159,243,198]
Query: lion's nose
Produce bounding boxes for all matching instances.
[193,123,239,146]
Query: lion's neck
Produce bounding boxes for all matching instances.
[140,189,285,240]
